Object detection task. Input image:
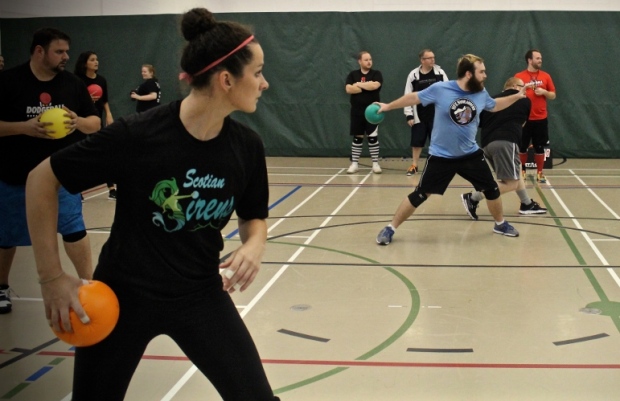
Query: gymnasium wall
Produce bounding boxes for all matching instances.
[1,11,619,158]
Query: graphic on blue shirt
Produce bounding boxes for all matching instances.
[449,98,477,126]
[149,170,234,233]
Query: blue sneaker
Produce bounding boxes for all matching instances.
[376,226,395,245]
[493,221,519,237]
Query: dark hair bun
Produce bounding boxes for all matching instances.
[181,8,216,41]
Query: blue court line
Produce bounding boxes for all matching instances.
[26,366,53,381]
[1,358,65,399]
[224,185,301,239]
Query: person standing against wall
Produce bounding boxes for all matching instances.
[403,49,448,175]
[345,51,383,174]
[514,49,556,183]
[461,77,547,220]
[74,50,117,199]
[0,28,100,314]
[130,64,161,112]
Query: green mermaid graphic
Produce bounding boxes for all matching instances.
[149,178,196,233]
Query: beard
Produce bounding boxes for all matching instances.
[466,75,485,92]
[44,58,66,74]
[52,64,65,74]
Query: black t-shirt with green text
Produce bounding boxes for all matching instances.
[50,101,269,299]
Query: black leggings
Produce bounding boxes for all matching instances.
[72,289,277,401]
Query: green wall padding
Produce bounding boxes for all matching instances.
[2,12,619,158]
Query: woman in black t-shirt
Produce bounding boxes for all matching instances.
[75,51,117,199]
[27,8,279,401]
[130,64,161,112]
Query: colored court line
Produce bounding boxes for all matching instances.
[36,351,620,370]
[238,231,620,394]
[261,261,620,269]
[278,329,330,343]
[1,358,65,399]
[224,185,301,239]
[535,182,620,334]
[553,333,610,346]
[0,338,59,370]
[407,348,474,353]
[25,365,53,381]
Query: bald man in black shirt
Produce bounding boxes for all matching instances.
[461,77,547,219]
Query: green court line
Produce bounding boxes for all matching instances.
[535,184,620,333]
[0,358,65,399]
[1,383,29,399]
[236,189,619,395]
[267,241,420,395]
[49,357,64,366]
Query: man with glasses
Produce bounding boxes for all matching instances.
[403,49,448,175]
[461,77,547,220]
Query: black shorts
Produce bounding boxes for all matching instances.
[350,112,379,136]
[520,118,548,152]
[410,120,433,147]
[417,149,498,195]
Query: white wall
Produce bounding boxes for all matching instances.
[1,0,620,17]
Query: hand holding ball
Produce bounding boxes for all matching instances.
[52,280,120,347]
[365,103,385,124]
[39,108,71,139]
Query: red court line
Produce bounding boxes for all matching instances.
[37,352,619,369]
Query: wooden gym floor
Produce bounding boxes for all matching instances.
[1,157,619,400]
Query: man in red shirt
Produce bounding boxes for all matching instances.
[514,49,556,183]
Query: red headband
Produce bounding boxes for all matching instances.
[179,35,255,83]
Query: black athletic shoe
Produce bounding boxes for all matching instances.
[108,188,117,200]
[461,192,479,220]
[0,286,12,314]
[519,199,547,215]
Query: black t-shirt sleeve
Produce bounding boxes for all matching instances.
[100,76,109,104]
[345,71,355,85]
[50,118,129,193]
[372,70,384,85]
[139,80,159,95]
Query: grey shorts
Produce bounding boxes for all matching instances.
[483,140,521,181]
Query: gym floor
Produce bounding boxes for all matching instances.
[2,157,619,400]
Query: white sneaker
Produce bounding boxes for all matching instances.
[0,286,13,314]
[372,162,382,174]
[347,162,359,174]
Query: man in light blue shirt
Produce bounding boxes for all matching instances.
[375,54,530,245]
